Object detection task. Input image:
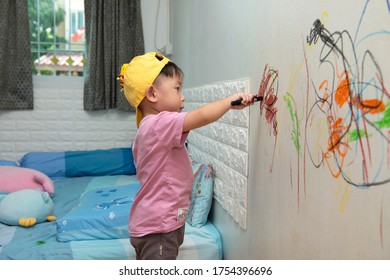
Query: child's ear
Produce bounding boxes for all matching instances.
[145,85,157,103]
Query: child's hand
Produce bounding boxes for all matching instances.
[184,92,256,132]
[230,93,256,109]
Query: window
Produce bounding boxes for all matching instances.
[28,0,86,77]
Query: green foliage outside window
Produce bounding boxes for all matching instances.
[28,0,85,76]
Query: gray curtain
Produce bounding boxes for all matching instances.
[0,0,33,110]
[83,0,145,111]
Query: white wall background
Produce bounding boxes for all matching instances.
[170,0,390,259]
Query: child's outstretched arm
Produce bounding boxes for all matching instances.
[183,92,254,132]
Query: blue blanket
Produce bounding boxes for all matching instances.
[0,175,222,260]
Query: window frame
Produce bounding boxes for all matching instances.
[29,0,86,79]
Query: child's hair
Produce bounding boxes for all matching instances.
[155,62,184,84]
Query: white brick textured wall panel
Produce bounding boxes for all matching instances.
[15,121,47,131]
[0,85,136,162]
[184,78,250,229]
[188,135,249,229]
[189,132,248,176]
[213,178,224,202]
[187,138,248,187]
[194,123,249,152]
[185,79,249,102]
[185,102,248,127]
[15,142,51,153]
[44,99,74,110]
[0,121,15,130]
[1,142,15,152]
[0,131,30,142]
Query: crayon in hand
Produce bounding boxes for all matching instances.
[231,95,263,106]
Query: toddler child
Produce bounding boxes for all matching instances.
[118,52,254,259]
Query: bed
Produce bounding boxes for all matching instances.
[0,147,222,260]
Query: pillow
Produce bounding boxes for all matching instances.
[186,162,214,228]
[65,148,136,177]
[0,160,18,167]
[20,147,136,179]
[0,166,54,195]
[56,182,141,242]
[19,151,66,179]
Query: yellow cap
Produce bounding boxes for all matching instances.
[118,52,171,127]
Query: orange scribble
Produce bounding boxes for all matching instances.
[352,96,385,114]
[335,77,350,108]
[323,150,346,178]
[322,115,350,178]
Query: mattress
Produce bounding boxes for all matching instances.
[0,175,222,260]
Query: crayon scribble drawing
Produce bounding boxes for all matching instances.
[305,18,390,188]
[283,91,304,205]
[283,1,390,213]
[258,64,279,172]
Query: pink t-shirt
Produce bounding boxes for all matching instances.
[129,111,193,237]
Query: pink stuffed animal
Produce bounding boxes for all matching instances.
[0,166,54,195]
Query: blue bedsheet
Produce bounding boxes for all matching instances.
[0,175,222,260]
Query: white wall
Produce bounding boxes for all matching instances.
[141,0,171,55]
[170,0,390,259]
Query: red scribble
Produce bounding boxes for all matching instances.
[258,64,279,173]
[259,64,279,137]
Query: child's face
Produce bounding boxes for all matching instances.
[154,75,185,113]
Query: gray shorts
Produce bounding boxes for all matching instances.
[130,225,185,260]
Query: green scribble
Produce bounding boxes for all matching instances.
[349,102,389,141]
[349,129,370,142]
[35,241,46,245]
[283,92,301,153]
[373,101,390,129]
